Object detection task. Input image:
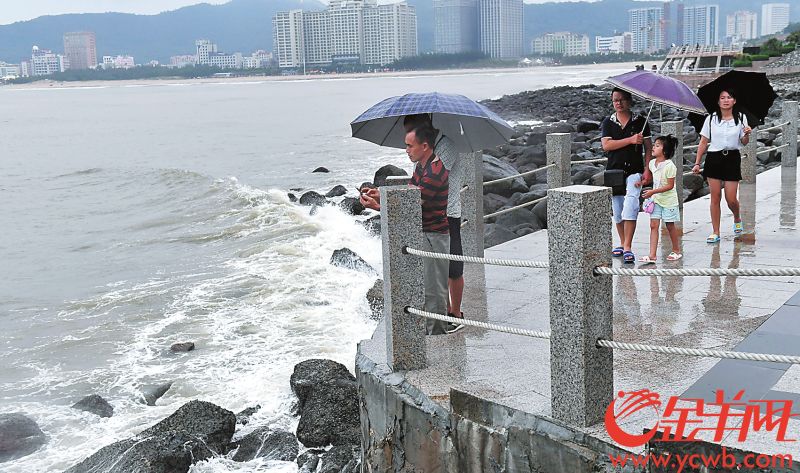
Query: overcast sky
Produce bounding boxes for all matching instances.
[0,0,598,25]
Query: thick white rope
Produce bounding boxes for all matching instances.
[459,185,469,194]
[757,143,791,156]
[484,196,548,219]
[594,266,800,276]
[597,339,800,364]
[406,307,551,339]
[571,157,608,165]
[483,164,556,187]
[758,121,791,133]
[684,144,700,150]
[404,246,549,269]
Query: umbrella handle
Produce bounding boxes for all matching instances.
[642,101,655,134]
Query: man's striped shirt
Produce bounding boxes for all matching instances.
[410,156,449,234]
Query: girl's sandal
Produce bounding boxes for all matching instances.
[667,252,683,261]
[706,233,720,244]
[639,256,656,264]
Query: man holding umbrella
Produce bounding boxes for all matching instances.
[601,87,653,264]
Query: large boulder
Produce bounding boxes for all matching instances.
[483,193,510,215]
[65,401,235,473]
[373,165,408,187]
[232,428,298,462]
[298,451,321,472]
[482,155,528,196]
[290,360,360,448]
[532,200,548,228]
[576,119,601,133]
[361,215,381,235]
[235,405,261,425]
[338,197,365,216]
[365,279,383,320]
[493,207,541,232]
[325,185,347,198]
[513,144,547,167]
[526,122,574,145]
[72,395,114,418]
[319,445,361,473]
[0,414,47,463]
[299,191,327,207]
[484,223,517,248]
[330,248,375,274]
[683,173,705,193]
[312,167,329,173]
[139,382,173,406]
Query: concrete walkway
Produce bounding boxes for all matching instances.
[360,163,800,457]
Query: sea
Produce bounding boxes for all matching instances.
[0,62,637,472]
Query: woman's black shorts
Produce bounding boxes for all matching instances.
[703,150,742,182]
[448,217,464,278]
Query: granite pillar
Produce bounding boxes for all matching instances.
[385,175,412,186]
[741,135,758,184]
[782,101,798,168]
[547,133,572,189]
[547,185,613,427]
[661,121,685,213]
[460,151,484,257]
[381,186,426,371]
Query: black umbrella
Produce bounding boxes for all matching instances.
[687,70,777,134]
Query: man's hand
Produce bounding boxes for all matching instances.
[743,126,752,136]
[359,187,381,210]
[629,133,644,145]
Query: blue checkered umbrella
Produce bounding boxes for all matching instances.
[350,92,514,153]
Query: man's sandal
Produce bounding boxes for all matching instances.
[706,233,720,243]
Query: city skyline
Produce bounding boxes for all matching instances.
[1,0,601,26]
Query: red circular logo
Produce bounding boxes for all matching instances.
[605,389,662,447]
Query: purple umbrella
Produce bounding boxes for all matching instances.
[605,70,706,132]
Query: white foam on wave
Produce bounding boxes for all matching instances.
[2,180,381,472]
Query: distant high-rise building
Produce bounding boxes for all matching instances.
[63,31,97,70]
[761,3,790,36]
[683,5,719,46]
[532,32,589,56]
[726,10,758,42]
[273,1,417,69]
[0,62,21,79]
[195,40,218,65]
[595,32,633,54]
[434,0,480,54]
[479,0,523,59]
[629,7,664,53]
[102,55,135,69]
[29,46,67,76]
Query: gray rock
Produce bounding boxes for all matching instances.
[482,155,528,196]
[312,167,329,173]
[170,342,195,353]
[483,193,510,215]
[338,197,365,216]
[683,173,704,192]
[139,382,173,406]
[373,165,408,187]
[72,395,114,418]
[330,248,375,274]
[298,451,320,472]
[232,428,299,462]
[508,185,548,207]
[514,144,547,167]
[299,191,327,207]
[494,208,541,232]
[589,171,605,186]
[235,405,261,425]
[319,445,361,473]
[287,193,297,203]
[325,185,347,198]
[532,200,548,228]
[576,119,601,133]
[366,279,383,320]
[484,223,518,248]
[361,215,381,235]
[65,400,235,473]
[0,414,47,463]
[290,360,359,448]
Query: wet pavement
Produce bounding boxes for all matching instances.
[359,163,800,457]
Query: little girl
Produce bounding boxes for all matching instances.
[640,135,682,263]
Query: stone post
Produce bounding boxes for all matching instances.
[460,151,485,257]
[661,121,685,213]
[381,186,426,371]
[547,185,613,427]
[385,175,412,186]
[782,100,798,168]
[547,133,572,189]
[741,135,758,184]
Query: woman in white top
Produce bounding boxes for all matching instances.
[692,88,753,244]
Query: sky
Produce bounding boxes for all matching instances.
[0,0,597,26]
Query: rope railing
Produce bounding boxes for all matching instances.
[594,266,800,277]
[404,246,549,269]
[483,164,555,187]
[405,308,800,363]
[597,339,800,364]
[571,157,608,165]
[459,185,469,194]
[683,144,700,150]
[405,307,551,339]
[758,121,790,133]
[757,143,791,156]
[484,196,548,220]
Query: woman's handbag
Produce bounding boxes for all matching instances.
[643,198,655,214]
[604,169,625,196]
